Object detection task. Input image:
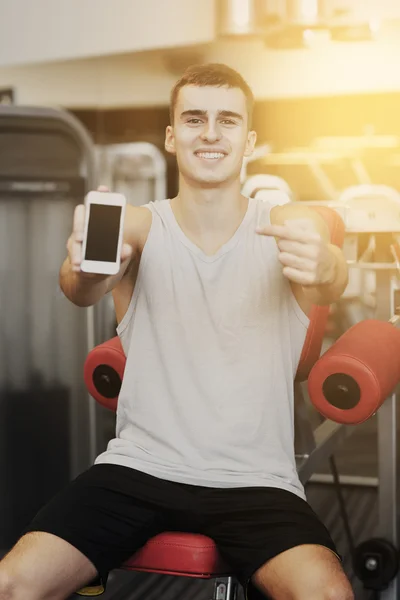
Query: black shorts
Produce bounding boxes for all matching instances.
[25,464,340,598]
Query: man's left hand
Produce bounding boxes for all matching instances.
[256,218,337,287]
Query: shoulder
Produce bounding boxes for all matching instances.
[270,202,330,242]
[125,204,153,253]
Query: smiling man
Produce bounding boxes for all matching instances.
[0,64,352,600]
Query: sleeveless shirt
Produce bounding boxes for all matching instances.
[95,197,309,500]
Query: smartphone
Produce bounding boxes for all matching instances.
[80,191,126,275]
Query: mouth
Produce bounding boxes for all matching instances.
[194,151,226,161]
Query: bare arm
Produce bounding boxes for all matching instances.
[59,260,110,307]
[60,195,151,307]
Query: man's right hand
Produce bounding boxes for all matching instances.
[66,186,133,280]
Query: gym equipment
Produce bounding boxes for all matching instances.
[353,538,399,596]
[339,184,400,233]
[256,138,400,202]
[84,336,123,412]
[258,147,367,201]
[0,106,97,550]
[325,184,400,338]
[83,205,359,599]
[313,135,400,188]
[343,186,400,600]
[301,184,400,599]
[308,319,400,424]
[241,173,293,205]
[95,142,167,207]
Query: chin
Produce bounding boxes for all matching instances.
[189,169,237,187]
[194,177,229,188]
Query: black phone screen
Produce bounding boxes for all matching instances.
[84,204,122,262]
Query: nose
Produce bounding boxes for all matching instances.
[200,120,221,143]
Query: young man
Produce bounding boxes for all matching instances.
[0,64,353,600]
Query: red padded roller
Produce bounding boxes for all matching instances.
[122,532,231,577]
[84,336,126,411]
[308,320,400,424]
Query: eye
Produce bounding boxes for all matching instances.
[220,119,236,126]
[187,118,203,124]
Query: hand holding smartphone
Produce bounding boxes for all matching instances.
[80,190,127,275]
[67,188,129,278]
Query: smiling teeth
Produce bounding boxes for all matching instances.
[196,152,224,159]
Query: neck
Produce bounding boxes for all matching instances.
[172,175,247,234]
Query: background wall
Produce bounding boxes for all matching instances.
[0,33,399,108]
[0,0,215,67]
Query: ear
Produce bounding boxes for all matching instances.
[244,130,257,157]
[165,125,176,155]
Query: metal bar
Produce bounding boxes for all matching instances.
[86,305,98,465]
[309,474,379,487]
[296,419,353,485]
[378,394,398,600]
[213,577,237,600]
[225,576,236,600]
[350,158,372,185]
[374,267,398,600]
[308,159,337,200]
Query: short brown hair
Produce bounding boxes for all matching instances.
[169,63,254,127]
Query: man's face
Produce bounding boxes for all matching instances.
[165,85,256,187]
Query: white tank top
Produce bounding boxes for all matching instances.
[95,198,309,500]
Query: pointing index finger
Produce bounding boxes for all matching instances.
[256,218,320,243]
